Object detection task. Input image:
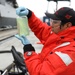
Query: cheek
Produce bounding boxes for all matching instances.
[52,26,61,33]
[53,26,60,30]
[57,26,61,30]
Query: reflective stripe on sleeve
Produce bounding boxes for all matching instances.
[55,52,73,66]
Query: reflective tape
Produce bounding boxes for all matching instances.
[54,42,70,50]
[55,52,73,66]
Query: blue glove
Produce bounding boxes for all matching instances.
[15,34,35,53]
[16,7,29,16]
[15,34,30,45]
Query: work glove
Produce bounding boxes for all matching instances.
[15,34,35,53]
[16,7,32,18]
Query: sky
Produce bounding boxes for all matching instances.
[16,0,75,17]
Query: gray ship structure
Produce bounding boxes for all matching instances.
[0,0,18,30]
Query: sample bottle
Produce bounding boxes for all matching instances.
[17,16,29,36]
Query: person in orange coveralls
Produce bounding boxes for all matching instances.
[15,7,75,75]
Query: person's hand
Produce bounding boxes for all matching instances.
[15,34,30,45]
[16,7,29,17]
[15,34,35,53]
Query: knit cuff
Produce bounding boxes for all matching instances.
[23,44,35,53]
[27,9,32,19]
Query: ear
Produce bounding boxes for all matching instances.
[66,22,72,27]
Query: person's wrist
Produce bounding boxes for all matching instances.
[27,9,32,18]
[23,44,35,53]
